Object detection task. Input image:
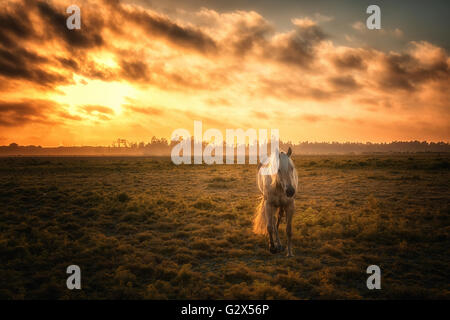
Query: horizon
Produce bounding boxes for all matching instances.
[3,139,450,148]
[1,0,449,145]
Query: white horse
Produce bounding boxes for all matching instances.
[253,147,298,256]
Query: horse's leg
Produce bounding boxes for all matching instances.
[265,202,277,253]
[274,208,283,252]
[286,201,295,257]
[276,208,284,230]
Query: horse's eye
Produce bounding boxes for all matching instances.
[278,168,281,173]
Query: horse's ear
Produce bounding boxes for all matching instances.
[287,147,292,157]
[257,162,262,170]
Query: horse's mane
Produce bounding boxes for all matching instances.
[257,152,276,193]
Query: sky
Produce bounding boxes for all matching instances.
[0,0,449,146]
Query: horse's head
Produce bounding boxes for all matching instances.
[277,147,297,198]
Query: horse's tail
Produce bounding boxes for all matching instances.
[253,197,267,235]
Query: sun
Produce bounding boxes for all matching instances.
[51,76,136,117]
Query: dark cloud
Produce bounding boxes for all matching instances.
[0,8,33,38]
[110,1,217,54]
[378,52,450,91]
[0,46,68,86]
[0,1,34,47]
[231,17,273,55]
[112,46,231,90]
[0,100,56,127]
[120,60,150,82]
[57,57,79,71]
[329,75,360,90]
[0,46,48,65]
[57,55,118,83]
[379,54,416,91]
[36,1,104,49]
[0,2,77,87]
[0,1,116,86]
[269,24,327,69]
[333,52,366,70]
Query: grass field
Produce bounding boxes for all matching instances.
[0,154,449,299]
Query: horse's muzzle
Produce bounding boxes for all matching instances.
[286,186,295,198]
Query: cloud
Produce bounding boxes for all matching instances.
[0,1,35,46]
[36,1,104,49]
[124,105,165,116]
[313,13,334,23]
[108,0,217,54]
[328,75,360,91]
[376,43,449,92]
[120,59,150,82]
[58,111,83,121]
[57,57,79,71]
[253,110,269,120]
[298,114,322,123]
[332,50,367,70]
[352,21,365,32]
[80,105,115,120]
[0,99,59,127]
[409,41,447,65]
[267,22,327,69]
[184,8,327,69]
[0,46,69,86]
[292,18,317,28]
[351,20,404,38]
[229,12,273,55]
[256,76,335,101]
[292,13,333,27]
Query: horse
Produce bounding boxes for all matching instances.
[253,147,298,256]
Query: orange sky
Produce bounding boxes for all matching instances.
[0,0,449,146]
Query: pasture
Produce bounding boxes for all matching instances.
[0,154,449,299]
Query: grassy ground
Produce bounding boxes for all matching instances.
[0,154,449,299]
